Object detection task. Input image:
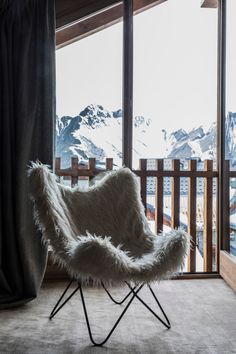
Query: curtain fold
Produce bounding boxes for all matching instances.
[0,0,55,308]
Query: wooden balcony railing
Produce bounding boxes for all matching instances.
[55,156,219,274]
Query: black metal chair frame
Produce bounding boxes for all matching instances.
[49,279,171,347]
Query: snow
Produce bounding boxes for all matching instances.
[56,103,236,169]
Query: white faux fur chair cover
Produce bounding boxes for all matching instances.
[28,163,189,284]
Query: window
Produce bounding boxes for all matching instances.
[133,0,217,167]
[55,0,221,273]
[133,0,217,271]
[56,6,123,169]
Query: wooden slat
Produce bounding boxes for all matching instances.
[71,157,79,187]
[55,157,114,179]
[155,159,163,234]
[201,0,217,8]
[228,170,236,177]
[55,0,121,30]
[55,168,108,177]
[88,158,96,181]
[139,159,147,213]
[204,160,213,272]
[105,158,113,170]
[133,170,218,178]
[55,167,218,178]
[220,251,236,293]
[55,157,61,174]
[171,160,180,229]
[133,0,167,14]
[188,160,197,272]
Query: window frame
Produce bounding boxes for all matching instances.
[54,0,235,277]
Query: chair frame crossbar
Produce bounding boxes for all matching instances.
[49,280,171,346]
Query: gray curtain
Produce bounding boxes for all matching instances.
[0,0,55,308]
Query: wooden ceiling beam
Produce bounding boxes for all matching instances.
[56,3,122,49]
[56,0,167,49]
[201,0,218,8]
[55,0,121,30]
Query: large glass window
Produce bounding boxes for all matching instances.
[133,0,217,167]
[56,13,123,169]
[55,0,219,273]
[133,0,217,271]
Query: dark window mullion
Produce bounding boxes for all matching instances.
[217,0,229,251]
[122,0,133,168]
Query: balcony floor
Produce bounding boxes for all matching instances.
[1,279,236,353]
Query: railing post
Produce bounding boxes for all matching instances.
[204,160,213,272]
[55,157,61,175]
[188,160,197,272]
[105,158,113,170]
[89,158,96,182]
[171,160,180,229]
[71,157,78,187]
[139,159,147,214]
[155,159,164,234]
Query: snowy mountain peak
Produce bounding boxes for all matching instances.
[169,129,188,144]
[188,126,205,141]
[226,112,236,162]
[112,109,123,118]
[56,103,236,168]
[79,104,113,129]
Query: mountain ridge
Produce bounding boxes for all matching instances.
[56,104,234,168]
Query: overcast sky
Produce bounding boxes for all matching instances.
[56,0,219,133]
[226,0,236,113]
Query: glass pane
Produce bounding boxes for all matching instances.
[133,0,217,167]
[226,0,236,256]
[56,8,123,170]
[133,0,217,271]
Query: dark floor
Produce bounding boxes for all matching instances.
[1,279,236,354]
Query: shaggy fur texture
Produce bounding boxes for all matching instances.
[28,162,190,283]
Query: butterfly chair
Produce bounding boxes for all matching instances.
[28,163,189,346]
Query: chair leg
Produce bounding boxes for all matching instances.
[125,282,171,329]
[79,282,145,346]
[148,284,171,328]
[49,279,170,347]
[49,280,79,320]
[101,282,138,305]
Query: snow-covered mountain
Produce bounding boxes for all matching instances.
[164,124,216,161]
[56,104,235,168]
[226,112,236,162]
[56,104,122,167]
